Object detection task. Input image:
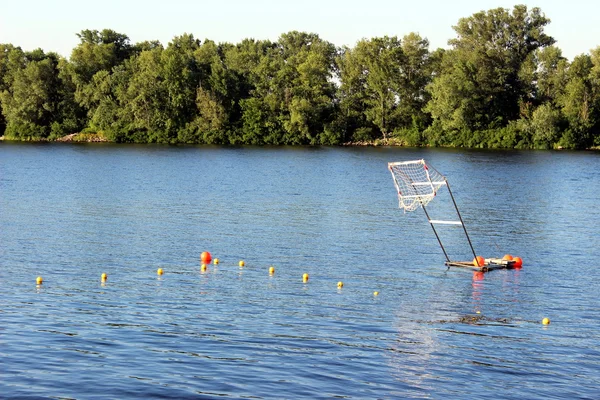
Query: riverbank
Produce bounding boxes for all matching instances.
[1,133,598,150]
[0,133,109,143]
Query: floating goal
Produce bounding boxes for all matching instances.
[388,159,516,271]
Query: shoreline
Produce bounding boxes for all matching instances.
[1,134,598,150]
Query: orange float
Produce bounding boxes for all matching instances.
[200,251,212,264]
[473,256,485,267]
[512,257,523,268]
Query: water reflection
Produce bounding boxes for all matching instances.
[472,271,485,313]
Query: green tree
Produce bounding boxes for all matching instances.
[589,46,600,146]
[397,33,432,129]
[426,5,555,141]
[558,54,597,148]
[536,46,568,105]
[66,29,135,125]
[182,39,246,144]
[84,65,131,140]
[530,103,562,148]
[115,34,207,143]
[70,29,133,83]
[238,42,286,144]
[337,36,405,141]
[118,47,169,142]
[1,50,79,139]
[233,32,336,145]
[0,44,18,135]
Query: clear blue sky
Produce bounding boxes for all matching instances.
[1,0,597,61]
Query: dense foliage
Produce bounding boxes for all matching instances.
[1,5,599,149]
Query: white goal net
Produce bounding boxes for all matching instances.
[388,159,447,212]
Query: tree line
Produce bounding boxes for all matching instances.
[1,5,599,149]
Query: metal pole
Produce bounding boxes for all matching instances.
[445,180,478,260]
[421,203,451,263]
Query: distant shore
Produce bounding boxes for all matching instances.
[0,133,109,143]
[3,133,598,150]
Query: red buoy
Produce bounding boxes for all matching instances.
[512,256,523,268]
[473,256,485,267]
[200,251,212,264]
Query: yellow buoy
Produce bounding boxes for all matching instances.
[373,291,379,296]
[157,268,164,276]
[36,276,43,285]
[542,317,550,325]
[201,264,207,272]
[269,266,275,274]
[476,311,481,314]
[214,258,219,265]
[337,281,344,288]
[101,273,108,281]
[239,260,245,267]
[302,273,309,282]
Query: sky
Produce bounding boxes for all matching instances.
[1,0,597,61]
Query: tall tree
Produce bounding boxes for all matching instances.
[1,50,79,139]
[0,44,19,135]
[589,46,600,146]
[184,39,246,144]
[426,5,555,137]
[558,54,598,148]
[67,29,134,124]
[235,32,337,145]
[397,33,432,129]
[118,47,169,142]
[280,32,337,144]
[536,46,568,105]
[337,36,405,141]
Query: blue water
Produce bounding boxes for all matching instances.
[1,143,599,399]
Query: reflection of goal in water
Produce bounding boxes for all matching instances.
[388,159,515,271]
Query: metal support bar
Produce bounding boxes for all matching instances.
[421,203,451,263]
[445,180,478,261]
[428,220,463,225]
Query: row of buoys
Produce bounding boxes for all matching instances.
[198,251,379,294]
[34,250,380,296]
[504,254,523,268]
[33,251,548,323]
[473,254,524,268]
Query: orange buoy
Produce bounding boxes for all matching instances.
[473,256,485,267]
[513,256,523,268]
[502,254,513,261]
[200,251,212,264]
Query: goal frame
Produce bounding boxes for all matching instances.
[388,159,478,265]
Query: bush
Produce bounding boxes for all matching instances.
[351,127,374,142]
[392,127,422,147]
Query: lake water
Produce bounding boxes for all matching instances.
[1,143,599,399]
